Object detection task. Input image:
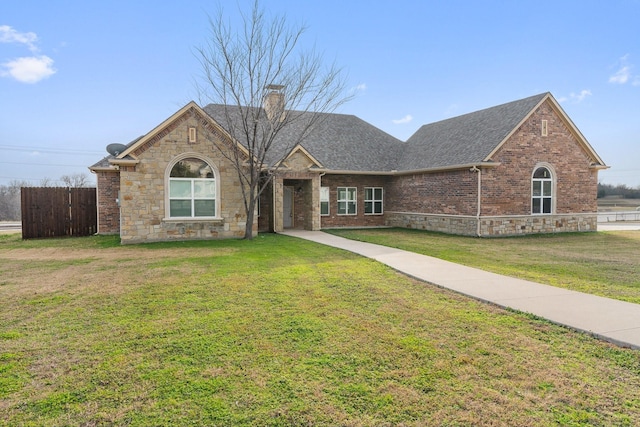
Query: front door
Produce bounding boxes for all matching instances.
[283,186,294,228]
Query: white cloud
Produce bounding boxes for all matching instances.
[558,89,592,104]
[1,55,56,83]
[0,25,38,52]
[609,54,638,85]
[573,89,592,102]
[392,114,413,124]
[0,25,56,83]
[609,66,631,84]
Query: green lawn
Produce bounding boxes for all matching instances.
[1,232,640,426]
[328,228,640,304]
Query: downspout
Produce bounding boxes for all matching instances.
[318,172,326,231]
[470,166,482,237]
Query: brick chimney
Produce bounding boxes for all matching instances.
[264,84,285,122]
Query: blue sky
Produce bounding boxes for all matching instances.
[1,0,639,187]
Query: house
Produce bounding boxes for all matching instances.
[89,92,607,243]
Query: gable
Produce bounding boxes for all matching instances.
[119,102,249,163]
[279,145,323,171]
[484,95,606,167]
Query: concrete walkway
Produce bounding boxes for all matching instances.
[280,230,640,350]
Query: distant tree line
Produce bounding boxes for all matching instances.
[0,173,94,221]
[598,182,640,199]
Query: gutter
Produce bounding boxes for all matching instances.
[313,162,501,177]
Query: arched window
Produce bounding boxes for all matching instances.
[532,166,553,214]
[168,157,217,218]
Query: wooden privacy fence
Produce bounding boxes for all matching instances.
[21,187,97,239]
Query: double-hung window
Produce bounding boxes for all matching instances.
[320,186,330,216]
[532,167,552,214]
[169,158,216,218]
[364,187,383,215]
[337,187,357,215]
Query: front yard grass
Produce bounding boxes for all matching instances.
[1,232,640,426]
[328,228,640,304]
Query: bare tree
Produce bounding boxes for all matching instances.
[0,180,30,221]
[60,173,93,188]
[39,177,54,187]
[194,0,352,239]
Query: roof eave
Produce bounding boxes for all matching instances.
[315,162,501,176]
[109,159,140,166]
[391,162,501,176]
[88,166,117,173]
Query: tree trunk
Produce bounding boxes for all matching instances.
[244,198,255,240]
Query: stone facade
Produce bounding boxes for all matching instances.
[271,172,321,232]
[114,109,254,243]
[386,212,597,237]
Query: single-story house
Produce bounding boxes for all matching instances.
[90,92,607,243]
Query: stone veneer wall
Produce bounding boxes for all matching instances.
[95,170,120,234]
[271,171,321,232]
[118,110,254,243]
[385,212,597,237]
[385,212,478,236]
[479,214,597,236]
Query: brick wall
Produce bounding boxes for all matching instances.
[384,99,600,236]
[320,174,389,228]
[482,100,598,216]
[95,171,120,234]
[258,180,273,232]
[387,170,478,216]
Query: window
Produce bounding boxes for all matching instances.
[364,187,383,215]
[337,187,356,215]
[320,186,330,216]
[532,167,552,214]
[169,157,216,218]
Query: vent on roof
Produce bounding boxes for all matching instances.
[188,127,197,143]
[541,120,548,137]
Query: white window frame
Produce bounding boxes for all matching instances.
[364,187,383,215]
[165,154,221,220]
[320,186,330,216]
[531,164,554,215]
[337,187,357,215]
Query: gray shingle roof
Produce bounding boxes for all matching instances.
[204,104,404,171]
[399,93,548,170]
[91,93,552,174]
[89,136,143,169]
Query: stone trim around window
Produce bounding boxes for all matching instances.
[165,153,223,221]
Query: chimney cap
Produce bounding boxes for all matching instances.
[266,84,285,91]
